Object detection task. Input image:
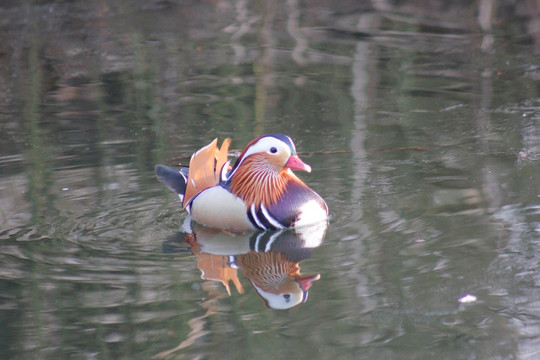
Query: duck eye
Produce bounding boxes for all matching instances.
[269,147,278,154]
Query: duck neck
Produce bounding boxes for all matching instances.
[229,156,296,209]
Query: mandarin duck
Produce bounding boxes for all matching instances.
[155,134,328,232]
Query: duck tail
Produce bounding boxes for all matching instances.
[155,164,189,203]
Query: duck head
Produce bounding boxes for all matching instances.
[229,134,311,174]
[225,134,312,208]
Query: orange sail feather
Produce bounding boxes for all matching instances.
[183,138,231,208]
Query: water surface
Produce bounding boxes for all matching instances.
[1,1,540,359]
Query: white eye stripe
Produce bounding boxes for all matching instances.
[225,137,291,181]
[242,137,290,159]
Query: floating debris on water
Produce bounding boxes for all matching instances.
[458,294,477,303]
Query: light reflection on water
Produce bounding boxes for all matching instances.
[1,0,540,359]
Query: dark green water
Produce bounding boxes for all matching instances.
[1,1,540,359]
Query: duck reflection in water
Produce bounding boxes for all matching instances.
[169,218,327,310]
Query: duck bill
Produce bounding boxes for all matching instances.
[285,155,312,173]
[296,274,321,291]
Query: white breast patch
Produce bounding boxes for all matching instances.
[294,199,329,228]
[190,186,254,232]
